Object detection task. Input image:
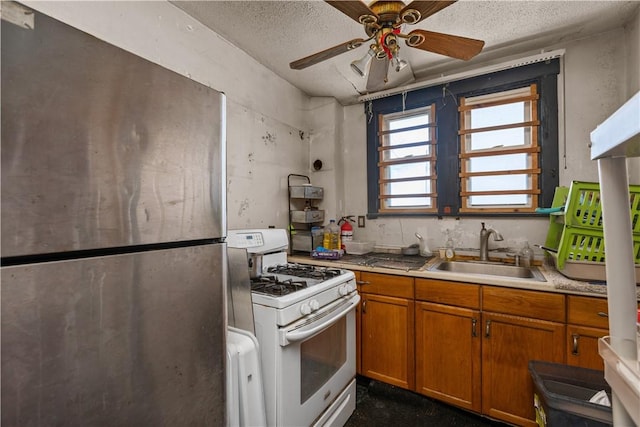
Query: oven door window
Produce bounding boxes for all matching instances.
[300,316,347,404]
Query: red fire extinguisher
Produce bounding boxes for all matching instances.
[339,216,355,250]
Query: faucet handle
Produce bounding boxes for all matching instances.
[506,252,521,266]
[481,222,486,230]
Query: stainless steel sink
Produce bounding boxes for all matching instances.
[428,259,546,282]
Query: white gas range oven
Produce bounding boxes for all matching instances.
[228,229,359,427]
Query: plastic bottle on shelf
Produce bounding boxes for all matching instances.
[322,224,331,249]
[323,219,341,250]
[521,241,533,267]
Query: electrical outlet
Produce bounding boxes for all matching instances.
[357,216,365,228]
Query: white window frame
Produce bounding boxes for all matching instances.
[377,104,437,213]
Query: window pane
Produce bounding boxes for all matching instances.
[467,154,529,173]
[382,144,431,161]
[386,162,431,179]
[469,194,529,206]
[467,101,528,128]
[387,179,431,195]
[388,197,432,208]
[469,174,529,192]
[465,127,531,151]
[383,127,430,147]
[387,110,430,130]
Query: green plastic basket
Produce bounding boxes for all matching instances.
[564,181,640,233]
[555,225,640,269]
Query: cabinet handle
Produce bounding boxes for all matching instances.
[357,281,370,285]
[485,320,491,338]
[572,333,580,355]
[362,300,367,314]
[597,311,608,318]
[472,318,478,337]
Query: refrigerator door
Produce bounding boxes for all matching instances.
[1,10,226,258]
[1,244,226,426]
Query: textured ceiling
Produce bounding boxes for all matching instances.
[172,1,639,105]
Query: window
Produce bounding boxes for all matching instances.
[378,105,437,213]
[459,85,540,212]
[366,60,559,217]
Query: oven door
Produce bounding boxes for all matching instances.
[277,293,359,427]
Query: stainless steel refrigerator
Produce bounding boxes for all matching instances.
[1,6,227,426]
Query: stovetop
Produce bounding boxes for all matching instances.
[249,263,355,312]
[266,263,343,281]
[250,263,345,297]
[250,274,310,297]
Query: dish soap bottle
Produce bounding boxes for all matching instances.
[445,230,455,261]
[521,241,533,267]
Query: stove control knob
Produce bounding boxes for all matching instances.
[338,285,350,296]
[300,304,312,315]
[309,299,320,311]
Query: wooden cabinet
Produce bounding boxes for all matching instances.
[348,266,631,425]
[566,295,609,370]
[358,272,414,390]
[415,279,481,412]
[481,287,565,427]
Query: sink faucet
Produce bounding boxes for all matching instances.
[479,222,503,261]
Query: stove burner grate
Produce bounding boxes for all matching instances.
[251,275,308,296]
[266,263,343,280]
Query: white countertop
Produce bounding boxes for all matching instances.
[288,253,640,299]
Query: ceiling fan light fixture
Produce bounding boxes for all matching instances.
[400,9,421,24]
[406,33,425,47]
[359,14,377,25]
[393,56,408,72]
[350,48,376,77]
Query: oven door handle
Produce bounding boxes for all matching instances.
[280,294,360,346]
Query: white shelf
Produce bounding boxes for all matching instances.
[590,91,640,159]
[599,337,640,426]
[590,90,640,426]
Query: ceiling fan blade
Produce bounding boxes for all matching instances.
[290,38,365,70]
[325,0,377,24]
[407,29,484,61]
[366,57,390,92]
[400,1,457,24]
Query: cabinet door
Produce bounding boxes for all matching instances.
[481,312,565,427]
[416,302,481,412]
[361,293,414,390]
[566,325,607,370]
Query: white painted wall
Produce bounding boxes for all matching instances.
[23,0,312,231]
[305,97,343,222]
[337,22,639,255]
[625,8,640,97]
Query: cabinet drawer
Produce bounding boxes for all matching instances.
[415,278,480,309]
[567,295,609,329]
[482,287,565,322]
[359,272,413,298]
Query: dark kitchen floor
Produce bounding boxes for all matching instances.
[345,377,510,427]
